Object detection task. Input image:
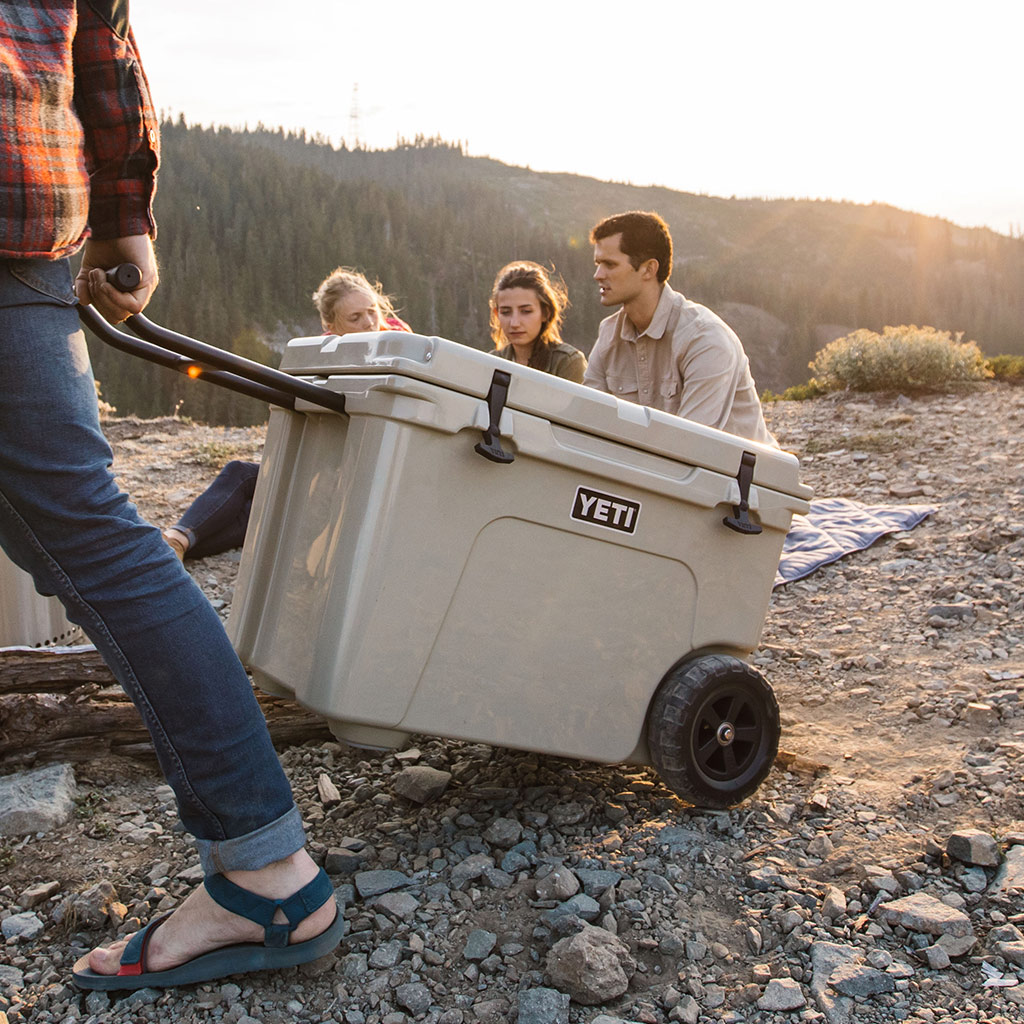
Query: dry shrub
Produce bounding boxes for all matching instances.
[986,354,1024,380]
[808,325,991,392]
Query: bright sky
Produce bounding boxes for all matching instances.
[131,0,1022,236]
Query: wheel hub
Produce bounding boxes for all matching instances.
[716,721,735,746]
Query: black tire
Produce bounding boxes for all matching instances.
[647,654,780,808]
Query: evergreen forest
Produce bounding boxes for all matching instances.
[82,120,1024,425]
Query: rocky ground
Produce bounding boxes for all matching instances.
[1,381,1023,1024]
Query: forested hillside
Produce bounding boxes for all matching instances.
[84,120,1024,425]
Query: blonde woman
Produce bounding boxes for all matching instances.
[163,267,409,560]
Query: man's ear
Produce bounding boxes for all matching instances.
[640,258,659,281]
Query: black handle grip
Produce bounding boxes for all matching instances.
[104,263,142,292]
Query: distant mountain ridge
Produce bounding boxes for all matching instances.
[84,121,1024,425]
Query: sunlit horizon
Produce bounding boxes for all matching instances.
[131,0,1023,237]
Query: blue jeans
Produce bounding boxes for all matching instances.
[0,257,305,874]
[175,460,259,559]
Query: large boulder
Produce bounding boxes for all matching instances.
[0,763,76,836]
[546,924,636,1005]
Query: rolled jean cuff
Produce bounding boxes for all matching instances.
[195,804,306,875]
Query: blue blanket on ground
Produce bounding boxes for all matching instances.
[774,497,936,588]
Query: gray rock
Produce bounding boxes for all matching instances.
[1,911,44,940]
[341,952,369,980]
[935,932,976,957]
[643,871,676,895]
[821,886,847,919]
[921,944,951,970]
[649,826,702,850]
[122,987,161,1008]
[392,765,452,803]
[876,892,973,937]
[541,894,600,925]
[483,817,522,848]
[451,853,494,890]
[325,847,366,875]
[535,866,580,901]
[464,929,497,961]
[374,890,420,920]
[0,964,25,988]
[517,987,570,1024]
[0,762,76,835]
[17,880,60,908]
[574,868,622,897]
[355,869,410,898]
[747,864,793,891]
[52,879,124,930]
[828,962,895,997]
[809,942,859,1024]
[548,802,586,827]
[396,982,432,1016]
[961,865,988,892]
[757,978,806,1011]
[668,996,699,1024]
[368,939,404,969]
[703,984,726,1008]
[546,924,636,1005]
[995,940,1024,966]
[84,990,110,1015]
[480,867,515,889]
[991,844,1024,895]
[946,827,1000,867]
[502,850,532,874]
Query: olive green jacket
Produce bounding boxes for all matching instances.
[491,341,587,383]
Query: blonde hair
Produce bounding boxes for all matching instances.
[312,267,396,327]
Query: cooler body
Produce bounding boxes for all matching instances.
[228,333,810,764]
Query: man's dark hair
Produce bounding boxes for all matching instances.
[590,211,673,284]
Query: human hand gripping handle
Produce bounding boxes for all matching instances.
[74,235,159,324]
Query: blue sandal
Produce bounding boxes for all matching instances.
[72,867,345,991]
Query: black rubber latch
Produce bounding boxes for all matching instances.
[723,450,763,535]
[474,370,515,464]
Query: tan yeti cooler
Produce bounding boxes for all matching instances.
[228,332,812,807]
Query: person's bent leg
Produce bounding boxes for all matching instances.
[173,460,259,559]
[0,259,303,872]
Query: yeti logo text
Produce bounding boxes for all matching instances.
[571,487,640,534]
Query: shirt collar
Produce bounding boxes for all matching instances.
[621,284,676,341]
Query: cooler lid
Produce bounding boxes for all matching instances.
[280,331,811,499]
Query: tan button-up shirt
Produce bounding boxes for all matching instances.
[584,284,776,446]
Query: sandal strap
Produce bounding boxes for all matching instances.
[204,868,334,949]
[117,912,174,976]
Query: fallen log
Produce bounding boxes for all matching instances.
[0,645,332,765]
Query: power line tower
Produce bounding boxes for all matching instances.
[348,83,362,150]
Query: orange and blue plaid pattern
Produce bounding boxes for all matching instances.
[0,0,159,259]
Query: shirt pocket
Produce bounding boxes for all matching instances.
[658,378,680,400]
[605,373,640,403]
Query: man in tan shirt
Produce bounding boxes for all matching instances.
[583,210,776,447]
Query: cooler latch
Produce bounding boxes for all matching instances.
[474,370,515,464]
[723,451,762,535]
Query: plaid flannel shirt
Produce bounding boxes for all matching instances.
[0,0,159,259]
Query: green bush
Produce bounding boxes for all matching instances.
[762,380,830,402]
[808,325,991,392]
[986,354,1024,380]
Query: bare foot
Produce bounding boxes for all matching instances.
[74,849,335,976]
